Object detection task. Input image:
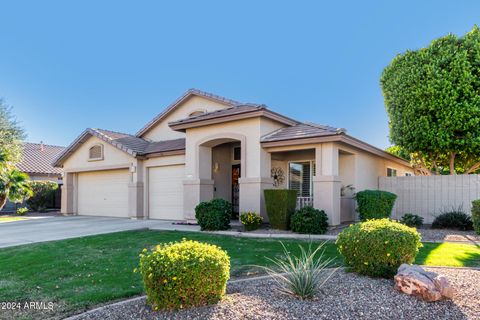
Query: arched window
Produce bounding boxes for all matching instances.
[189,110,206,117]
[88,144,104,161]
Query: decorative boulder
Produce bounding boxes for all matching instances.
[394,264,455,302]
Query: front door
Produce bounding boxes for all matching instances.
[231,164,241,217]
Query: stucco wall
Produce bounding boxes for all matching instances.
[184,117,285,179]
[334,142,413,193]
[271,149,315,189]
[63,136,134,171]
[212,144,233,201]
[142,96,230,141]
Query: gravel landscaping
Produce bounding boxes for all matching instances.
[70,267,479,320]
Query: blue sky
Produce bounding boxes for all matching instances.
[1,1,478,148]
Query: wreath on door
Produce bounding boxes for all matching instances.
[271,167,285,187]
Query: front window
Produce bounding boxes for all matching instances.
[289,161,312,197]
[387,167,397,177]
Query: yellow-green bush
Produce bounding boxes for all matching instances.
[336,219,422,278]
[240,211,263,231]
[138,239,230,310]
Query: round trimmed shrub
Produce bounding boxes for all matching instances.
[355,190,397,221]
[432,211,473,231]
[138,239,230,310]
[290,206,329,234]
[400,213,424,228]
[336,219,422,278]
[195,198,232,231]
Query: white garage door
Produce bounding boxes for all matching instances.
[77,169,129,217]
[148,165,184,220]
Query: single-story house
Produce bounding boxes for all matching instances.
[53,89,413,225]
[2,142,65,212]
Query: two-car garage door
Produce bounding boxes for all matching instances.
[77,169,129,217]
[76,165,184,219]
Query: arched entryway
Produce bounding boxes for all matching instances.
[196,133,246,217]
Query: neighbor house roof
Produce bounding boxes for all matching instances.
[136,88,241,137]
[18,142,65,175]
[261,122,345,142]
[169,104,299,131]
[52,128,185,167]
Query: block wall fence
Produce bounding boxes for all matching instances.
[379,175,480,224]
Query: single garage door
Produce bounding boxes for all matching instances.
[77,169,129,217]
[148,165,184,220]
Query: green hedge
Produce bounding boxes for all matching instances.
[290,206,329,234]
[336,219,422,278]
[195,198,232,231]
[138,239,230,310]
[473,200,480,235]
[26,181,58,212]
[355,190,397,221]
[264,189,297,230]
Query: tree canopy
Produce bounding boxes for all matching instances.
[381,26,480,175]
[0,99,31,210]
[0,99,25,165]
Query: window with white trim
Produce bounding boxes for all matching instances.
[386,167,397,177]
[89,144,104,161]
[288,161,312,197]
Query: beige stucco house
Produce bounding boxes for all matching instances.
[53,89,412,225]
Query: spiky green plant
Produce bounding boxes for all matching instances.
[259,242,338,299]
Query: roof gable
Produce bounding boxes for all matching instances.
[136,88,240,137]
[53,128,186,167]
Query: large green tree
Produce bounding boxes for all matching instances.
[381,26,480,175]
[0,100,32,209]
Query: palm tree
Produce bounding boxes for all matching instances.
[0,167,33,210]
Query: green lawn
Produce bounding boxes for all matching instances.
[0,230,478,318]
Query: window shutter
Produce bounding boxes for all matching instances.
[89,145,103,160]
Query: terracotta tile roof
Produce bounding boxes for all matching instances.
[53,128,186,166]
[261,122,346,142]
[136,88,241,137]
[144,138,186,154]
[169,104,265,126]
[17,142,65,175]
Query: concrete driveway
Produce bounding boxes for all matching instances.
[0,215,200,249]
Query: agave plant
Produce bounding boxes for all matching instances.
[260,242,338,299]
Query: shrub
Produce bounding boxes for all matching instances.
[195,198,232,231]
[355,190,397,221]
[138,239,230,310]
[336,219,422,278]
[260,242,337,299]
[26,181,58,212]
[400,213,424,228]
[264,189,297,230]
[431,208,473,231]
[16,207,29,216]
[472,200,480,235]
[290,206,329,234]
[240,211,263,231]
